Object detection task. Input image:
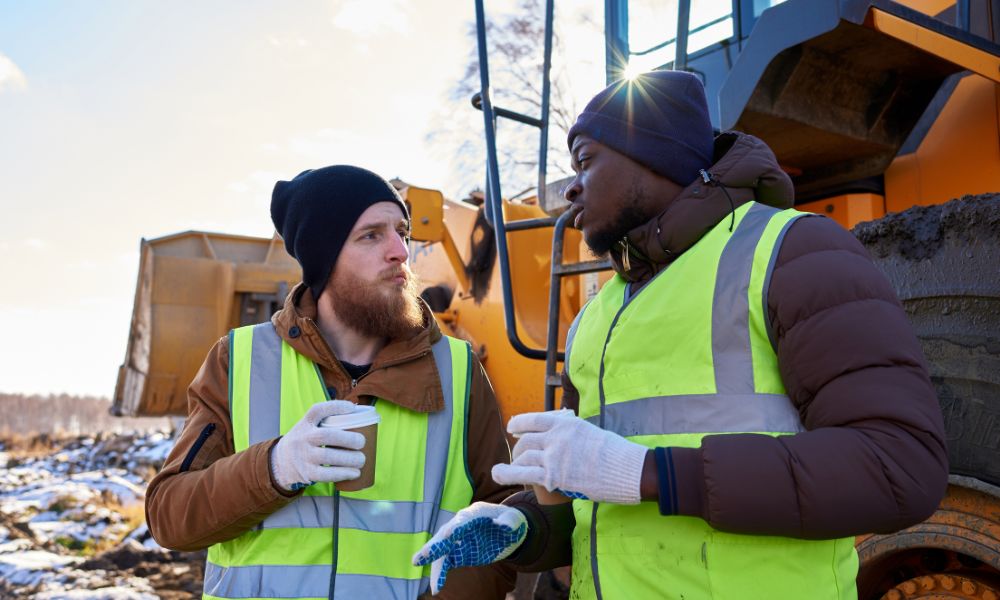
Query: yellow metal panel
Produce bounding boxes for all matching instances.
[402,185,445,243]
[115,231,301,416]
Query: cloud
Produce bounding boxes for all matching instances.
[330,0,409,36]
[0,53,28,93]
[23,238,45,249]
[225,170,284,202]
[266,35,309,48]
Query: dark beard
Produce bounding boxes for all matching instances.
[585,180,651,256]
[328,265,424,339]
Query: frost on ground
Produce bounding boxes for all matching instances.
[0,431,204,599]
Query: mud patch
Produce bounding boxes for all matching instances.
[853,193,1000,261]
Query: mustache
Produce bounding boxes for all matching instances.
[380,265,413,281]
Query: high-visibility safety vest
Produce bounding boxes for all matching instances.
[203,323,475,600]
[566,202,858,600]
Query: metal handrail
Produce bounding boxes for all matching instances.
[474,0,612,406]
[543,210,611,410]
[473,0,555,360]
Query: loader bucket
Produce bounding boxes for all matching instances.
[113,231,300,417]
[719,0,1000,198]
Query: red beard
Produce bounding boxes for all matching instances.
[328,264,424,339]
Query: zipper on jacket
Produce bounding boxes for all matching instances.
[179,423,216,472]
[347,349,430,390]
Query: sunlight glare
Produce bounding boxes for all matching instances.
[623,60,645,81]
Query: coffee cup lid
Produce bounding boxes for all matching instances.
[319,404,380,429]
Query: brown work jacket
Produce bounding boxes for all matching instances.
[145,283,518,598]
[505,131,949,570]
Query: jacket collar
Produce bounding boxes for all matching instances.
[610,131,795,283]
[270,282,445,412]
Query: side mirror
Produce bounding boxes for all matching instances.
[402,185,445,243]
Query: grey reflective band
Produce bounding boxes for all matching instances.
[424,338,456,537]
[249,322,283,443]
[564,301,590,371]
[712,202,779,396]
[586,393,805,436]
[263,495,455,534]
[336,573,428,599]
[204,563,425,599]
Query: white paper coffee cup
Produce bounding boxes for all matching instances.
[320,405,380,491]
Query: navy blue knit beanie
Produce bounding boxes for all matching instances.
[567,70,714,186]
[271,165,410,300]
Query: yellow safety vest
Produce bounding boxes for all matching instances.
[567,202,858,599]
[204,324,474,599]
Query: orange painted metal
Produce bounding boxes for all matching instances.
[890,0,957,18]
[884,75,1000,213]
[797,193,887,229]
[882,573,1000,599]
[865,9,1000,84]
[856,483,1000,599]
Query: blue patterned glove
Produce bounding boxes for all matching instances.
[412,502,528,594]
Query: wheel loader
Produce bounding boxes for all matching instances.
[116,0,1000,597]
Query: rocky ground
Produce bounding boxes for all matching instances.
[0,431,204,599]
[0,431,570,599]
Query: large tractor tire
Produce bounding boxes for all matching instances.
[854,195,1000,487]
[853,196,1000,599]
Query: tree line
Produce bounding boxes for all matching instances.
[0,393,169,437]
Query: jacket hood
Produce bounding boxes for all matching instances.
[270,282,446,412]
[611,131,794,282]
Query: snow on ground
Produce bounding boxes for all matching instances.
[0,431,203,598]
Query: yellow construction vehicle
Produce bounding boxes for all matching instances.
[116,0,1000,597]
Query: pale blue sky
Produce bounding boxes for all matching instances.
[0,0,604,396]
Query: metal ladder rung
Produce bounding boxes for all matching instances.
[553,259,611,276]
[471,92,544,128]
[505,217,559,231]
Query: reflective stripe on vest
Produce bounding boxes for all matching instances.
[567,202,858,600]
[206,326,474,599]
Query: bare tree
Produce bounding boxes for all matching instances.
[428,0,585,201]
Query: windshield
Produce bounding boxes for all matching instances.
[625,0,737,73]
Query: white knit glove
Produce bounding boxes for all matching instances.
[269,400,366,492]
[492,409,647,505]
[412,502,528,595]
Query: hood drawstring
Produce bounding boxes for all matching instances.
[700,169,736,232]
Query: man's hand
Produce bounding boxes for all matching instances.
[269,400,366,492]
[492,409,647,505]
[412,503,527,595]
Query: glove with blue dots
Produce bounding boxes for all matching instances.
[412,502,528,595]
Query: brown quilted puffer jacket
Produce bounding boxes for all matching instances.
[505,131,948,570]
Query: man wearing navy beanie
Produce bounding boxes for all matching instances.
[417,69,946,600]
[147,164,519,598]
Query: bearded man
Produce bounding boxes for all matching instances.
[146,165,518,599]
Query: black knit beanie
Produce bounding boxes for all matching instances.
[271,165,410,300]
[567,70,714,186]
